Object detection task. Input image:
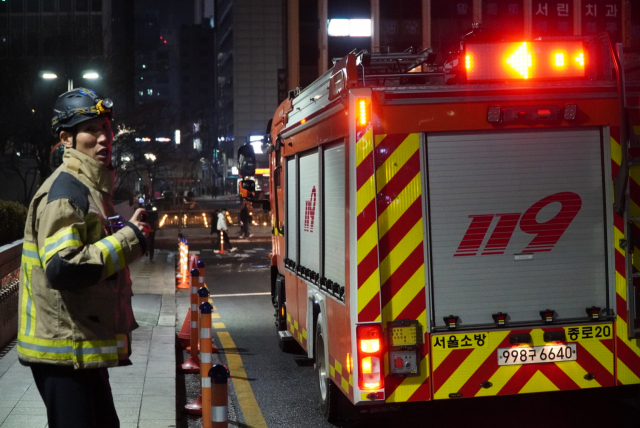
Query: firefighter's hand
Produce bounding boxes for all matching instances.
[129,208,151,237]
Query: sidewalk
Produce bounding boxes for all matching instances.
[0,252,178,428]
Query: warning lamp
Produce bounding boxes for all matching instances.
[586,306,601,320]
[356,98,371,130]
[444,315,459,329]
[346,353,352,374]
[540,309,556,324]
[356,324,384,390]
[491,312,508,326]
[465,40,586,82]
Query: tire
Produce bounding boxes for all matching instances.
[316,319,341,423]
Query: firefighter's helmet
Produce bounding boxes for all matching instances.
[51,88,113,136]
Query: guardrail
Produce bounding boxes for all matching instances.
[157,209,270,229]
[0,239,22,351]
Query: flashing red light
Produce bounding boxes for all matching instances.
[465,40,586,82]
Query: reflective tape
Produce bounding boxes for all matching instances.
[191,304,197,311]
[191,286,198,293]
[199,276,204,283]
[211,406,228,422]
[201,328,211,339]
[202,377,211,388]
[191,321,197,328]
[201,353,211,364]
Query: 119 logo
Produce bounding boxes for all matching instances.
[454,192,582,257]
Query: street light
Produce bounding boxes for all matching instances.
[40,70,102,91]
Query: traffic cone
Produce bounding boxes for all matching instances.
[178,309,191,350]
[181,268,200,374]
[218,230,227,254]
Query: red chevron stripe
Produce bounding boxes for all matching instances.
[378,198,423,261]
[457,332,516,397]
[615,250,625,281]
[610,126,621,144]
[630,176,640,201]
[617,293,629,324]
[574,342,614,387]
[383,376,404,400]
[375,133,410,167]
[498,363,538,395]
[612,159,620,178]
[433,348,474,393]
[358,248,379,289]
[396,288,427,322]
[376,152,421,214]
[616,338,640,379]
[537,362,580,390]
[358,291,381,322]
[357,200,376,240]
[600,337,615,354]
[380,244,424,309]
[356,150,375,191]
[408,377,431,401]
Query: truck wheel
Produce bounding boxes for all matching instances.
[316,320,340,423]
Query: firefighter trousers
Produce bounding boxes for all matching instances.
[30,363,120,428]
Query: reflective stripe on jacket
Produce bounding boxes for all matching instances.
[18,149,145,369]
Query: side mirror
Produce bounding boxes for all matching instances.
[237,144,256,177]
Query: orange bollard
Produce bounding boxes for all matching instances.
[176,237,190,289]
[197,260,206,285]
[209,365,230,428]
[218,230,227,254]
[181,268,200,374]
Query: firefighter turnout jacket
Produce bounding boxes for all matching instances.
[17,149,146,369]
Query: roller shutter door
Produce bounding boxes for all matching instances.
[427,128,609,327]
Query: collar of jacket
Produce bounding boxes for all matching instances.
[62,149,115,194]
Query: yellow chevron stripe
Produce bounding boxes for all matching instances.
[356,175,376,214]
[615,226,626,259]
[436,332,509,397]
[380,219,423,284]
[357,225,378,265]
[474,365,520,397]
[375,134,419,192]
[610,135,621,167]
[377,174,421,238]
[519,371,560,394]
[357,268,380,314]
[382,265,425,322]
[556,360,601,388]
[579,339,614,376]
[374,134,386,147]
[356,128,374,167]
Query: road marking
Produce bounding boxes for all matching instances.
[217,331,268,428]
[213,322,226,329]
[209,292,270,297]
[212,313,221,319]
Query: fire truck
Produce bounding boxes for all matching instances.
[251,29,640,422]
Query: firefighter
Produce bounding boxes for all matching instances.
[17,88,150,428]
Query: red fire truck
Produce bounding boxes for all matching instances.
[255,30,640,422]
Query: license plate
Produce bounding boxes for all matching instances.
[497,344,577,366]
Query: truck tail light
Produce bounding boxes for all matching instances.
[356,324,384,390]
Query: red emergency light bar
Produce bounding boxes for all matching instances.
[465,40,585,82]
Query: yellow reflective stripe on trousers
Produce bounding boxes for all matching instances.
[39,226,82,265]
[18,333,74,360]
[94,236,125,276]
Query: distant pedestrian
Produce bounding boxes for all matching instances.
[211,208,237,252]
[239,202,252,238]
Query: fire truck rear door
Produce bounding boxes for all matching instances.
[426,128,613,328]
